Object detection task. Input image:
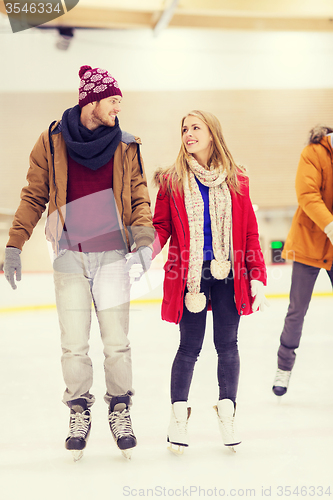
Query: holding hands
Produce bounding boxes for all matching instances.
[125,246,153,284]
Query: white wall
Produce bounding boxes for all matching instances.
[2,16,333,268]
[1,16,333,91]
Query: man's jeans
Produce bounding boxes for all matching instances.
[278,261,333,371]
[171,261,241,404]
[53,249,132,408]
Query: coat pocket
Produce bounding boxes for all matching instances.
[297,212,316,231]
[163,260,179,304]
[293,220,328,261]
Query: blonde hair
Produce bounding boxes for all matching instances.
[157,110,247,193]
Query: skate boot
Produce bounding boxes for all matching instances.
[272,368,291,396]
[167,401,191,455]
[108,395,137,460]
[65,399,91,462]
[214,399,241,452]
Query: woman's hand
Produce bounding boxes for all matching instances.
[250,279,270,312]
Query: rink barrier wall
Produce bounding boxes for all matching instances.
[1,293,333,314]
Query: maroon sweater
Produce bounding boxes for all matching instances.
[59,155,125,252]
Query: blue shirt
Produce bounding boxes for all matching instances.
[195,177,215,261]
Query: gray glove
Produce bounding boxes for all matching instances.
[124,246,152,283]
[4,247,22,290]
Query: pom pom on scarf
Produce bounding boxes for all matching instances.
[185,292,206,313]
[210,259,231,280]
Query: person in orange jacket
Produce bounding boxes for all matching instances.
[152,110,268,453]
[273,125,333,396]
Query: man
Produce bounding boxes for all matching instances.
[272,125,333,397]
[4,65,154,461]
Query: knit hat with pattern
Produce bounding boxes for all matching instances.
[78,65,122,108]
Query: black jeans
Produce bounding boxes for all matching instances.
[278,261,333,371]
[171,261,241,404]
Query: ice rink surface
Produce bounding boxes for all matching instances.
[1,265,332,499]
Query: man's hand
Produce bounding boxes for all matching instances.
[4,247,22,290]
[124,246,152,284]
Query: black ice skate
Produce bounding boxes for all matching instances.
[108,395,137,460]
[65,399,91,462]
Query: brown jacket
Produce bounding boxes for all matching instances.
[282,134,333,270]
[7,121,154,253]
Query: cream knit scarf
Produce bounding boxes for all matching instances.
[184,155,232,313]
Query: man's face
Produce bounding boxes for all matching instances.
[91,95,122,128]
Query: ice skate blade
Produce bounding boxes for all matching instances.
[121,448,133,460]
[225,441,241,453]
[71,450,83,462]
[168,443,186,455]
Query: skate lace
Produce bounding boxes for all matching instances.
[175,417,188,436]
[109,408,134,439]
[274,369,291,387]
[69,410,91,439]
[219,415,234,435]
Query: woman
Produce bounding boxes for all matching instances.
[152,110,268,454]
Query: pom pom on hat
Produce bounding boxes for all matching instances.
[78,64,122,108]
[79,65,92,79]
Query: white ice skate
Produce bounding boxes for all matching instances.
[167,402,191,455]
[65,403,91,462]
[214,399,241,453]
[272,368,291,396]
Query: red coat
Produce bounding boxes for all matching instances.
[153,177,267,324]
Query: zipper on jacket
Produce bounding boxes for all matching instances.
[171,191,187,324]
[48,121,60,254]
[171,191,186,244]
[136,143,144,178]
[49,120,73,253]
[120,140,145,251]
[120,142,133,251]
[48,121,56,197]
